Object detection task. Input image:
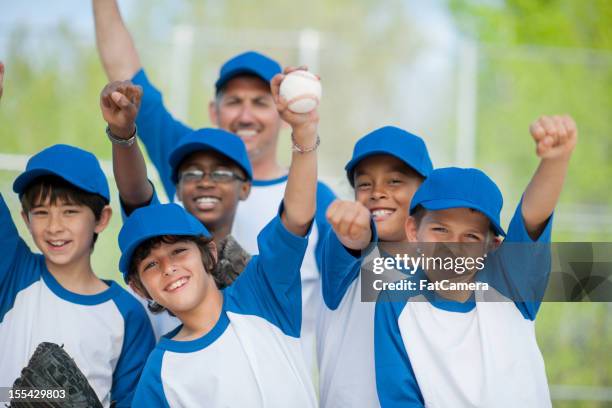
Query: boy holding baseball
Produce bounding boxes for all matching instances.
[371,116,576,407]
[0,63,154,407]
[93,0,335,371]
[121,66,321,407]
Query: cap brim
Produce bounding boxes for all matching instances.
[13,168,109,203]
[170,141,252,183]
[119,203,212,282]
[119,226,210,282]
[345,149,429,183]
[416,198,506,237]
[215,68,272,91]
[13,169,108,201]
[120,231,164,282]
[13,169,56,195]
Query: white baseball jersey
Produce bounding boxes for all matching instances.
[0,195,155,408]
[375,204,554,407]
[132,214,317,407]
[232,176,335,374]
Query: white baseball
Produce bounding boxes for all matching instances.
[279,70,322,114]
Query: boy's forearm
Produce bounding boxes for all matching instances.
[92,0,141,81]
[112,141,153,210]
[281,126,318,236]
[521,155,570,238]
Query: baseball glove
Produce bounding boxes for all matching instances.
[9,342,103,408]
[213,235,252,289]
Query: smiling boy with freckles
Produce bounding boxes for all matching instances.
[100,79,255,335]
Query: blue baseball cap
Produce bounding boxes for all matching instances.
[169,128,253,183]
[215,51,282,92]
[409,167,506,237]
[344,126,433,185]
[12,144,110,203]
[118,203,211,281]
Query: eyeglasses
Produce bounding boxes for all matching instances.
[179,169,247,184]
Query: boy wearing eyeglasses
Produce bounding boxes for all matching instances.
[99,70,314,337]
[100,81,253,335]
[100,80,252,245]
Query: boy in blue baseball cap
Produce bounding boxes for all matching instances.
[119,69,321,406]
[374,115,578,407]
[317,125,433,408]
[0,127,154,406]
[100,79,253,246]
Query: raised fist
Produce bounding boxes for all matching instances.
[270,66,320,138]
[100,80,143,139]
[529,115,577,160]
[326,199,373,251]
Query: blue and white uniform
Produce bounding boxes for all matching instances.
[131,213,317,407]
[231,175,335,372]
[317,230,378,408]
[374,204,553,408]
[131,69,336,370]
[120,190,182,341]
[0,195,155,407]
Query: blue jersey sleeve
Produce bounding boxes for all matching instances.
[110,289,156,407]
[321,219,377,310]
[0,194,42,323]
[224,211,311,337]
[131,349,171,408]
[119,181,162,221]
[313,181,337,273]
[131,69,193,200]
[480,197,553,320]
[374,292,424,408]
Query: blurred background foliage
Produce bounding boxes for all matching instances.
[0,0,610,405]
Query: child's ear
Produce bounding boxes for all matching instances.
[404,216,419,243]
[94,205,113,234]
[239,181,252,201]
[20,210,32,231]
[487,235,502,251]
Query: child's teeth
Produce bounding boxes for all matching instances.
[372,210,392,217]
[169,278,187,291]
[197,197,219,203]
[237,130,257,138]
[196,197,220,209]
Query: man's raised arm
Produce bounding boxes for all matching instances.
[92,0,141,81]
